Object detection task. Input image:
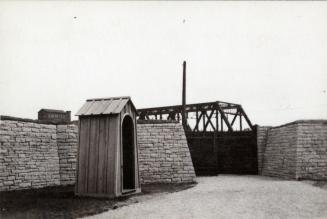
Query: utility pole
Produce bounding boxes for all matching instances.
[182,61,187,130]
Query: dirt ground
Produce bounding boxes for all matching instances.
[0,183,195,219]
[87,175,327,219]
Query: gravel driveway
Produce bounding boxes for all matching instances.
[86,175,327,219]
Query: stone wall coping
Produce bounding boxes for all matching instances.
[137,120,179,124]
[259,120,327,130]
[0,115,76,125]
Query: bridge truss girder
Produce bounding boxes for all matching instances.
[137,101,254,132]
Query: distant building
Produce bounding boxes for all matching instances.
[38,109,71,124]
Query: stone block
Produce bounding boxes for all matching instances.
[137,123,195,184]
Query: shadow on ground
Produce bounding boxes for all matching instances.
[0,183,196,219]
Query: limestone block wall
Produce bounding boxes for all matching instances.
[256,126,271,174]
[259,120,327,180]
[57,124,78,185]
[296,121,327,180]
[261,123,298,179]
[2,115,326,191]
[137,121,196,184]
[0,118,60,191]
[0,116,196,191]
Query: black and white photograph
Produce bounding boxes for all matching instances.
[0,1,327,218]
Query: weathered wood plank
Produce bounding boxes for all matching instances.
[87,117,99,193]
[107,116,117,194]
[75,120,81,194]
[133,111,139,189]
[97,117,106,193]
[80,118,91,193]
[115,114,121,195]
[77,118,88,194]
[104,116,110,194]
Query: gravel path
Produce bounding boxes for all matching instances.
[86,175,327,219]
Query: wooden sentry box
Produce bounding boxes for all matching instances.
[75,96,140,197]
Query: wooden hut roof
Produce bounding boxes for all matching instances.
[76,96,137,116]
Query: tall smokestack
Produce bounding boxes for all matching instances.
[182,61,187,129]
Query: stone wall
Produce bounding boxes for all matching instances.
[256,126,271,174]
[2,115,326,191]
[57,124,78,185]
[0,119,60,191]
[0,116,78,191]
[1,116,196,191]
[261,123,298,179]
[137,121,196,184]
[296,121,327,180]
[259,120,327,180]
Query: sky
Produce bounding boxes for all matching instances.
[0,1,326,126]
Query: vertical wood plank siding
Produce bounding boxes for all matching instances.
[87,118,98,193]
[97,118,106,193]
[77,118,90,194]
[115,114,121,196]
[108,116,117,195]
[77,116,118,196]
[76,100,140,197]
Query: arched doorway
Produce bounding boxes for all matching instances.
[122,115,135,191]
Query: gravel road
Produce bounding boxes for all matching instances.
[86,175,327,219]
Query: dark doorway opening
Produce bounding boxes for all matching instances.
[122,115,135,192]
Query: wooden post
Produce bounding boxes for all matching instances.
[182,61,187,130]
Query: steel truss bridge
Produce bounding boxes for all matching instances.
[137,101,254,132]
[137,101,257,175]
